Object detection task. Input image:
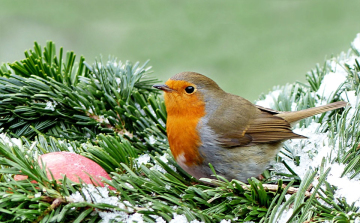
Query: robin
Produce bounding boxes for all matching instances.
[153,72,347,182]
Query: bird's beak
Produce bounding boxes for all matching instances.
[153,84,173,92]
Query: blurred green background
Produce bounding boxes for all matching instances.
[1,1,359,101]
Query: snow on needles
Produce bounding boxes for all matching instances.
[69,184,205,223]
[352,33,360,52]
[267,34,360,221]
[0,133,22,148]
[316,72,347,100]
[256,89,282,109]
[69,184,168,223]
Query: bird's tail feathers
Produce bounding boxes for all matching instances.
[275,101,348,123]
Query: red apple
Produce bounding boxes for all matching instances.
[15,152,114,189]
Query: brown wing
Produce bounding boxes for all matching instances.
[215,105,305,148]
[244,109,305,144]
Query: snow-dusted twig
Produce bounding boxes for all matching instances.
[242,184,315,198]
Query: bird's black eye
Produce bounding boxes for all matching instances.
[185,86,195,94]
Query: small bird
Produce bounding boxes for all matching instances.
[153,72,347,182]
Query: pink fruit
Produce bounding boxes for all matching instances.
[15,152,114,189]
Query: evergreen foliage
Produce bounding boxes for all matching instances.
[0,40,359,222]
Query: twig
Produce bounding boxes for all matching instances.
[32,197,65,223]
[242,184,317,198]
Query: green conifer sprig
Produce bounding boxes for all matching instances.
[0,42,166,152]
[0,130,299,222]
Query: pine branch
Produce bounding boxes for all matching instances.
[0,37,360,222]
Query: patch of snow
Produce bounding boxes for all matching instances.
[150,164,167,174]
[126,213,144,223]
[274,122,328,180]
[44,101,57,111]
[134,103,146,116]
[147,105,156,117]
[143,153,177,173]
[190,220,204,223]
[256,89,282,109]
[155,216,166,223]
[316,72,346,100]
[136,154,151,166]
[116,77,121,85]
[98,115,109,124]
[274,205,294,223]
[158,118,166,127]
[70,185,154,223]
[326,163,360,206]
[159,153,170,163]
[167,214,205,223]
[148,135,156,145]
[169,214,188,223]
[340,90,358,120]
[0,133,22,148]
[99,212,128,223]
[351,33,360,53]
[67,145,74,153]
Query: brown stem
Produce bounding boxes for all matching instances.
[243,184,316,198]
[32,197,65,223]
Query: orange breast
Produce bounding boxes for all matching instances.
[164,79,206,166]
[167,115,204,166]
